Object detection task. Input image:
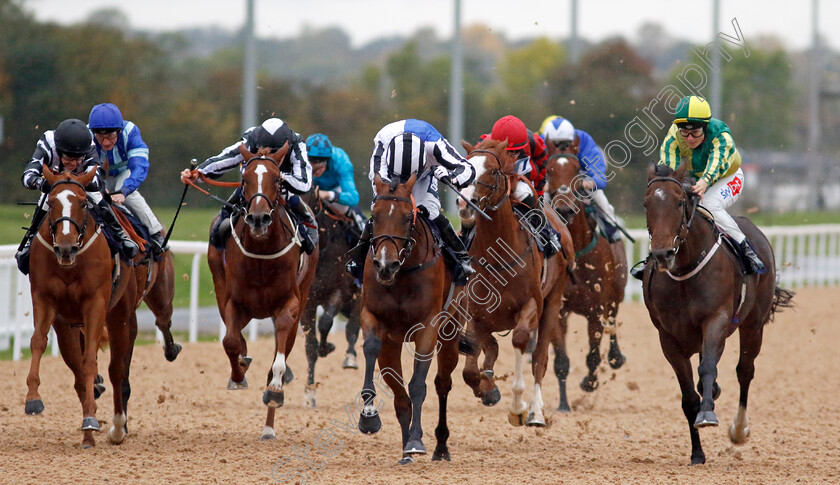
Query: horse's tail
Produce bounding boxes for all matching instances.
[458,333,479,356]
[769,285,795,322]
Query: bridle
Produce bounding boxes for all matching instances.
[242,155,284,214]
[470,149,511,211]
[369,193,417,268]
[646,176,699,255]
[46,179,91,249]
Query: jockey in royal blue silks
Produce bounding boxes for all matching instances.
[306,133,366,233]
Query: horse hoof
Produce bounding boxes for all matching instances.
[729,423,750,444]
[403,439,426,455]
[81,417,100,431]
[481,388,501,407]
[93,383,107,400]
[398,455,415,465]
[81,443,94,450]
[358,412,381,434]
[608,352,626,369]
[556,400,570,413]
[263,389,285,408]
[526,411,546,427]
[164,342,182,362]
[693,410,719,428]
[108,426,126,444]
[342,354,359,369]
[261,426,277,441]
[690,452,706,465]
[282,366,294,384]
[318,342,336,357]
[304,391,317,409]
[508,410,527,427]
[94,374,104,385]
[432,447,451,461]
[227,378,248,390]
[25,399,44,415]
[580,375,599,393]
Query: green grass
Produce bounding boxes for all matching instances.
[618,210,840,229]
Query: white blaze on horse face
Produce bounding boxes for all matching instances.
[269,352,286,389]
[254,164,269,194]
[56,190,75,235]
[557,158,569,167]
[469,154,488,183]
[654,188,666,201]
[387,202,395,217]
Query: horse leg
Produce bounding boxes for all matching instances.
[528,295,561,427]
[432,339,459,462]
[605,302,626,369]
[222,303,251,390]
[694,316,728,428]
[261,297,300,440]
[461,325,486,399]
[402,313,442,461]
[552,312,571,412]
[301,302,319,408]
[658,331,705,465]
[342,304,361,369]
[730,324,765,444]
[79,303,107,448]
[508,299,539,426]
[377,337,414,464]
[25,300,54,415]
[580,312,604,392]
[478,334,501,405]
[105,316,130,444]
[317,297,339,357]
[145,255,181,362]
[357,308,383,435]
[52,325,92,445]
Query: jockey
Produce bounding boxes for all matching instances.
[631,95,766,279]
[179,118,317,254]
[88,103,167,258]
[305,133,366,232]
[345,119,476,279]
[16,119,139,274]
[485,115,563,257]
[540,115,623,243]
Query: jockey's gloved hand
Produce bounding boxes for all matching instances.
[432,165,452,185]
[36,177,51,193]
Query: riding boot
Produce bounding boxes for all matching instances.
[99,202,139,259]
[739,239,767,275]
[345,220,372,280]
[630,257,648,281]
[15,204,48,275]
[288,195,317,255]
[150,231,167,260]
[521,194,562,258]
[433,213,476,278]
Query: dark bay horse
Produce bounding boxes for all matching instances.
[206,143,318,440]
[299,189,362,408]
[544,149,627,411]
[356,173,468,464]
[643,163,793,464]
[25,167,141,448]
[460,138,573,427]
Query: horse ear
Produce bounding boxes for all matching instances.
[405,172,418,193]
[78,167,97,187]
[674,162,689,181]
[462,140,475,154]
[237,143,252,160]
[272,142,290,163]
[498,139,509,152]
[42,164,57,186]
[373,173,387,194]
[646,162,658,181]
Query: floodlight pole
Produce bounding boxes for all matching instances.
[242,0,258,132]
[446,0,464,214]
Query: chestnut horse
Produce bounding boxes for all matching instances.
[357,173,467,464]
[460,138,573,427]
[544,149,627,411]
[643,163,793,464]
[299,189,362,408]
[206,143,318,440]
[25,167,141,448]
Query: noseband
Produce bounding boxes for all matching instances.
[369,194,417,267]
[47,179,90,248]
[647,176,699,254]
[470,149,510,211]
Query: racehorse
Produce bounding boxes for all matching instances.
[642,163,793,464]
[460,138,573,427]
[544,148,627,411]
[356,173,470,464]
[206,143,318,440]
[25,167,141,448]
[299,189,362,408]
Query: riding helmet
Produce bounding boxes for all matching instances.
[54,119,93,157]
[673,95,711,127]
[88,103,124,130]
[306,133,333,159]
[541,116,576,143]
[249,118,294,152]
[490,115,528,151]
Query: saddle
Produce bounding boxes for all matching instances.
[695,205,749,275]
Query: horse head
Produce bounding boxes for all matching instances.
[369,172,417,286]
[463,138,515,213]
[644,162,698,271]
[42,166,97,266]
[544,141,585,223]
[238,142,289,238]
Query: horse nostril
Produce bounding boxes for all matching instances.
[372,259,382,270]
[261,214,272,226]
[245,214,255,226]
[386,261,400,274]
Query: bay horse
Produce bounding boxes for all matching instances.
[460,138,573,427]
[643,163,793,464]
[544,149,627,411]
[299,189,362,408]
[356,173,468,464]
[25,167,141,448]
[206,143,318,440]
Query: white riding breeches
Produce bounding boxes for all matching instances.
[702,168,746,243]
[106,171,163,234]
[591,189,616,220]
[371,170,441,220]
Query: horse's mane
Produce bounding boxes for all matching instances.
[654,163,675,178]
[388,178,400,193]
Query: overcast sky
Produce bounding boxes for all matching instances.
[27,0,839,51]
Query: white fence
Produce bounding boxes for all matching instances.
[2,224,840,361]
